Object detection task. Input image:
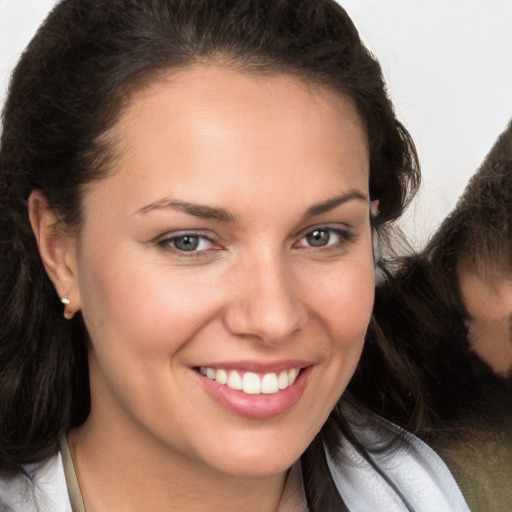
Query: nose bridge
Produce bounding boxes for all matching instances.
[225,245,303,343]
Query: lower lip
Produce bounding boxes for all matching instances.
[196,367,312,419]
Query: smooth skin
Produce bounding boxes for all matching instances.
[29,65,374,512]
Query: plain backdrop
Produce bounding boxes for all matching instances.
[1,0,511,248]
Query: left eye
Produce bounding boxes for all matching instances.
[297,228,349,248]
[160,234,214,252]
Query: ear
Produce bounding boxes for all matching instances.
[28,190,81,319]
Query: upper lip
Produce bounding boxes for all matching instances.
[194,359,313,373]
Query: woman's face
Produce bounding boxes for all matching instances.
[72,65,374,476]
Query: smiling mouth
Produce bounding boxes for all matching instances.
[197,367,300,395]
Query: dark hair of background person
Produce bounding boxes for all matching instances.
[0,1,420,510]
[352,120,512,435]
[427,119,512,280]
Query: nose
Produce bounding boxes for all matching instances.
[223,252,305,344]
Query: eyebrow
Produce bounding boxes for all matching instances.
[136,189,368,222]
[303,189,368,218]
[137,199,235,222]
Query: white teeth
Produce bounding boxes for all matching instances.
[261,373,279,394]
[216,369,228,385]
[227,370,243,390]
[242,372,261,394]
[278,371,289,390]
[288,368,298,385]
[199,367,300,395]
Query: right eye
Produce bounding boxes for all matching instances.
[158,233,216,254]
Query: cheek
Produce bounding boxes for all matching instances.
[297,251,375,404]
[297,257,375,432]
[309,258,375,344]
[77,245,223,360]
[312,256,375,399]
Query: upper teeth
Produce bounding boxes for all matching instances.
[199,367,299,395]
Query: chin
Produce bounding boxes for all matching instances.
[200,438,307,478]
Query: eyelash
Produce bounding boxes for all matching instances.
[156,226,355,258]
[294,227,355,251]
[156,232,219,258]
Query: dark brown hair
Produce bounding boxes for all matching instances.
[427,119,512,283]
[0,1,419,508]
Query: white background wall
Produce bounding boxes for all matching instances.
[342,0,512,247]
[1,0,511,248]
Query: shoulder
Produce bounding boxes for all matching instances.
[327,401,470,512]
[433,425,512,512]
[0,453,72,512]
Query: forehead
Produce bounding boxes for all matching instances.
[84,64,370,218]
[115,64,367,156]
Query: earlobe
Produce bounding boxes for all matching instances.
[28,190,81,319]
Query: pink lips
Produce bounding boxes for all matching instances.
[195,363,312,419]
